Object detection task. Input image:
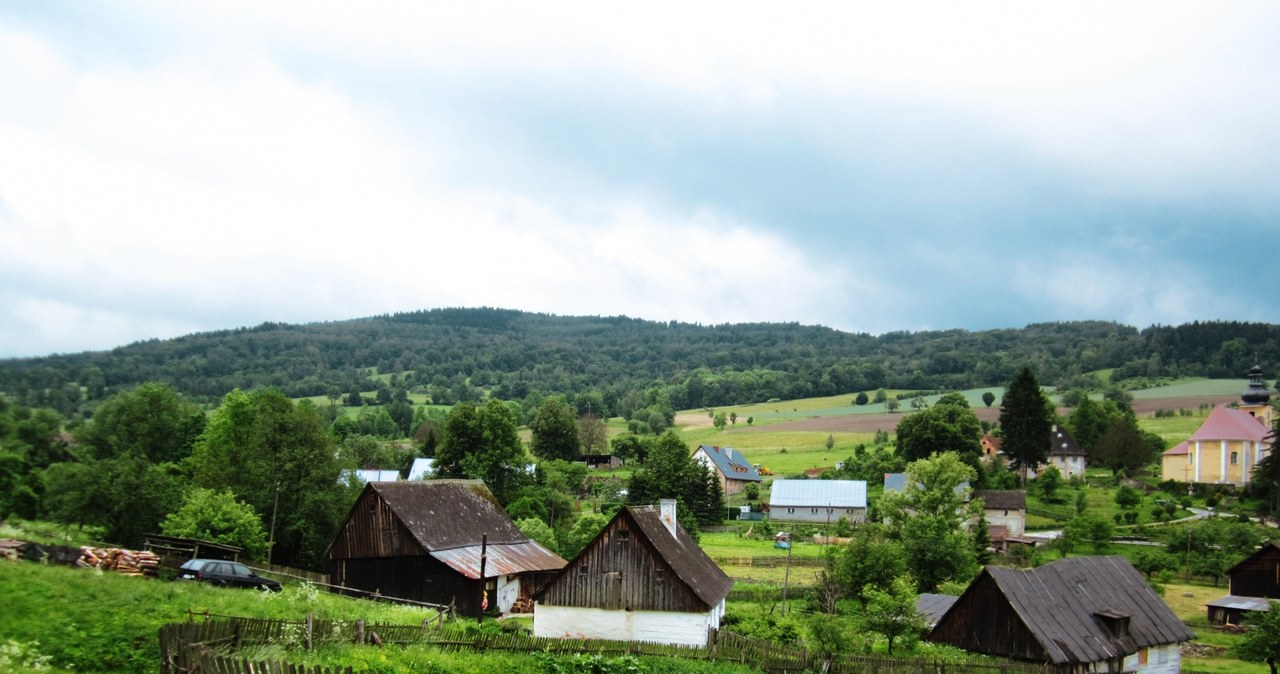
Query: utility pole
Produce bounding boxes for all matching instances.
[477,533,488,624]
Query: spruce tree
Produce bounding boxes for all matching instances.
[999,367,1053,486]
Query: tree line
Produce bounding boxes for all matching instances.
[4,310,1277,421]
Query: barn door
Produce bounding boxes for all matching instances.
[604,571,622,610]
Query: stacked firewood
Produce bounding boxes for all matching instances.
[509,597,535,614]
[78,546,161,577]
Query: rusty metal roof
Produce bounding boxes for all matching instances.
[431,541,566,580]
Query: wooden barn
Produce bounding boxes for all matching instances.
[533,499,732,647]
[325,480,566,617]
[1207,542,1280,625]
[929,556,1193,673]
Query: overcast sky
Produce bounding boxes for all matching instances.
[2,2,1278,358]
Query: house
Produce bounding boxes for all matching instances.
[325,480,566,617]
[980,435,1003,460]
[583,454,622,470]
[534,499,732,647]
[971,489,1027,544]
[1044,425,1086,479]
[1160,364,1273,486]
[1207,542,1280,625]
[691,445,762,497]
[768,479,867,523]
[929,556,1194,673]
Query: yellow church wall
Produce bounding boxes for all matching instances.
[1163,439,1265,485]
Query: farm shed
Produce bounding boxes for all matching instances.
[326,480,566,617]
[768,479,866,523]
[692,445,761,497]
[1207,542,1280,624]
[534,499,732,647]
[929,556,1194,673]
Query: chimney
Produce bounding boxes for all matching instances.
[659,498,678,537]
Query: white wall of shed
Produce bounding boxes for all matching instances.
[534,605,714,647]
[496,574,519,613]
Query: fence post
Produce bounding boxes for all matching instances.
[356,619,365,645]
[306,613,314,652]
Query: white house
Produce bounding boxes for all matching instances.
[767,479,867,523]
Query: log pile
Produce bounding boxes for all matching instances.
[78,546,161,576]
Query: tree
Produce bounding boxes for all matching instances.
[515,517,558,554]
[1094,417,1155,478]
[1036,465,1064,503]
[562,513,608,558]
[981,391,996,408]
[729,411,738,426]
[999,367,1053,485]
[893,398,982,465]
[834,523,908,606]
[1237,600,1280,674]
[886,398,900,413]
[860,575,928,654]
[578,413,608,454]
[1114,485,1141,509]
[899,514,979,592]
[530,396,581,461]
[805,614,857,670]
[189,389,352,568]
[713,411,727,430]
[1064,514,1113,553]
[879,452,978,527]
[162,488,269,560]
[78,382,205,464]
[626,431,723,526]
[435,399,530,504]
[855,392,869,406]
[1254,415,1280,515]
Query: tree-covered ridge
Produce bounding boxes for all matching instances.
[2,308,1277,415]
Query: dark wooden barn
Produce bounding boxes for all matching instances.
[533,499,732,647]
[1207,542,1280,624]
[325,480,565,617]
[929,556,1193,673]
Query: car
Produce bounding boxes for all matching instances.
[178,558,281,592]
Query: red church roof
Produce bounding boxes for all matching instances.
[1188,406,1269,443]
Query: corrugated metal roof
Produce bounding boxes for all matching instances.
[694,445,762,482]
[407,458,435,480]
[769,479,866,508]
[431,541,566,579]
[1206,595,1272,612]
[969,556,1195,665]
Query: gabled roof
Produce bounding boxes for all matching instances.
[407,458,435,480]
[972,490,1026,510]
[625,506,732,607]
[917,593,959,627]
[883,473,969,499]
[769,479,867,508]
[329,480,566,578]
[694,445,762,482]
[933,556,1194,665]
[1227,541,1280,576]
[1162,440,1189,457]
[1048,426,1085,458]
[1189,406,1269,443]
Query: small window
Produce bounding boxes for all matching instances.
[811,508,818,514]
[787,507,794,514]
[1232,452,1239,465]
[615,530,630,541]
[578,564,589,577]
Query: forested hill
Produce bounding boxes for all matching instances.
[1,308,1277,415]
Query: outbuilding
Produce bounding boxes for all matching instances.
[326,480,565,616]
[767,479,866,524]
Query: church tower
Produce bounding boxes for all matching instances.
[1239,362,1274,428]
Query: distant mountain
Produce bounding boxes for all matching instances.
[1,308,1276,417]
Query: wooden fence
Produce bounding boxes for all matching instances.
[715,556,826,568]
[160,614,1054,674]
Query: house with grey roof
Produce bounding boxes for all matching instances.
[691,445,761,497]
[929,556,1194,673]
[971,489,1028,545]
[534,499,732,647]
[767,479,867,524]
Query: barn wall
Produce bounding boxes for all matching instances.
[330,555,483,615]
[1123,644,1181,674]
[534,605,714,646]
[328,489,422,559]
[928,575,1047,661]
[1230,547,1280,598]
[538,515,706,613]
[768,506,865,524]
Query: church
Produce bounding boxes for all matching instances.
[1160,364,1274,486]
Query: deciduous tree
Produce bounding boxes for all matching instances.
[530,396,581,460]
[162,488,269,560]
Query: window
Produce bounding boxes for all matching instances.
[811,508,818,514]
[615,530,630,542]
[787,508,794,514]
[1232,451,1239,465]
[578,564,589,577]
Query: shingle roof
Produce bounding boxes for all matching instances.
[694,445,762,482]
[370,480,527,549]
[769,479,867,508]
[625,506,733,607]
[973,490,1026,510]
[1162,440,1189,457]
[939,556,1194,665]
[1189,406,1269,443]
[917,593,959,627]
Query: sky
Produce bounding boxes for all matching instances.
[2,2,1278,358]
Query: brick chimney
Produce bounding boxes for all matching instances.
[659,498,678,537]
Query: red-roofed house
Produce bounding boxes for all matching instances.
[1160,365,1273,485]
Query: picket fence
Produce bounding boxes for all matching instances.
[160,614,1055,674]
